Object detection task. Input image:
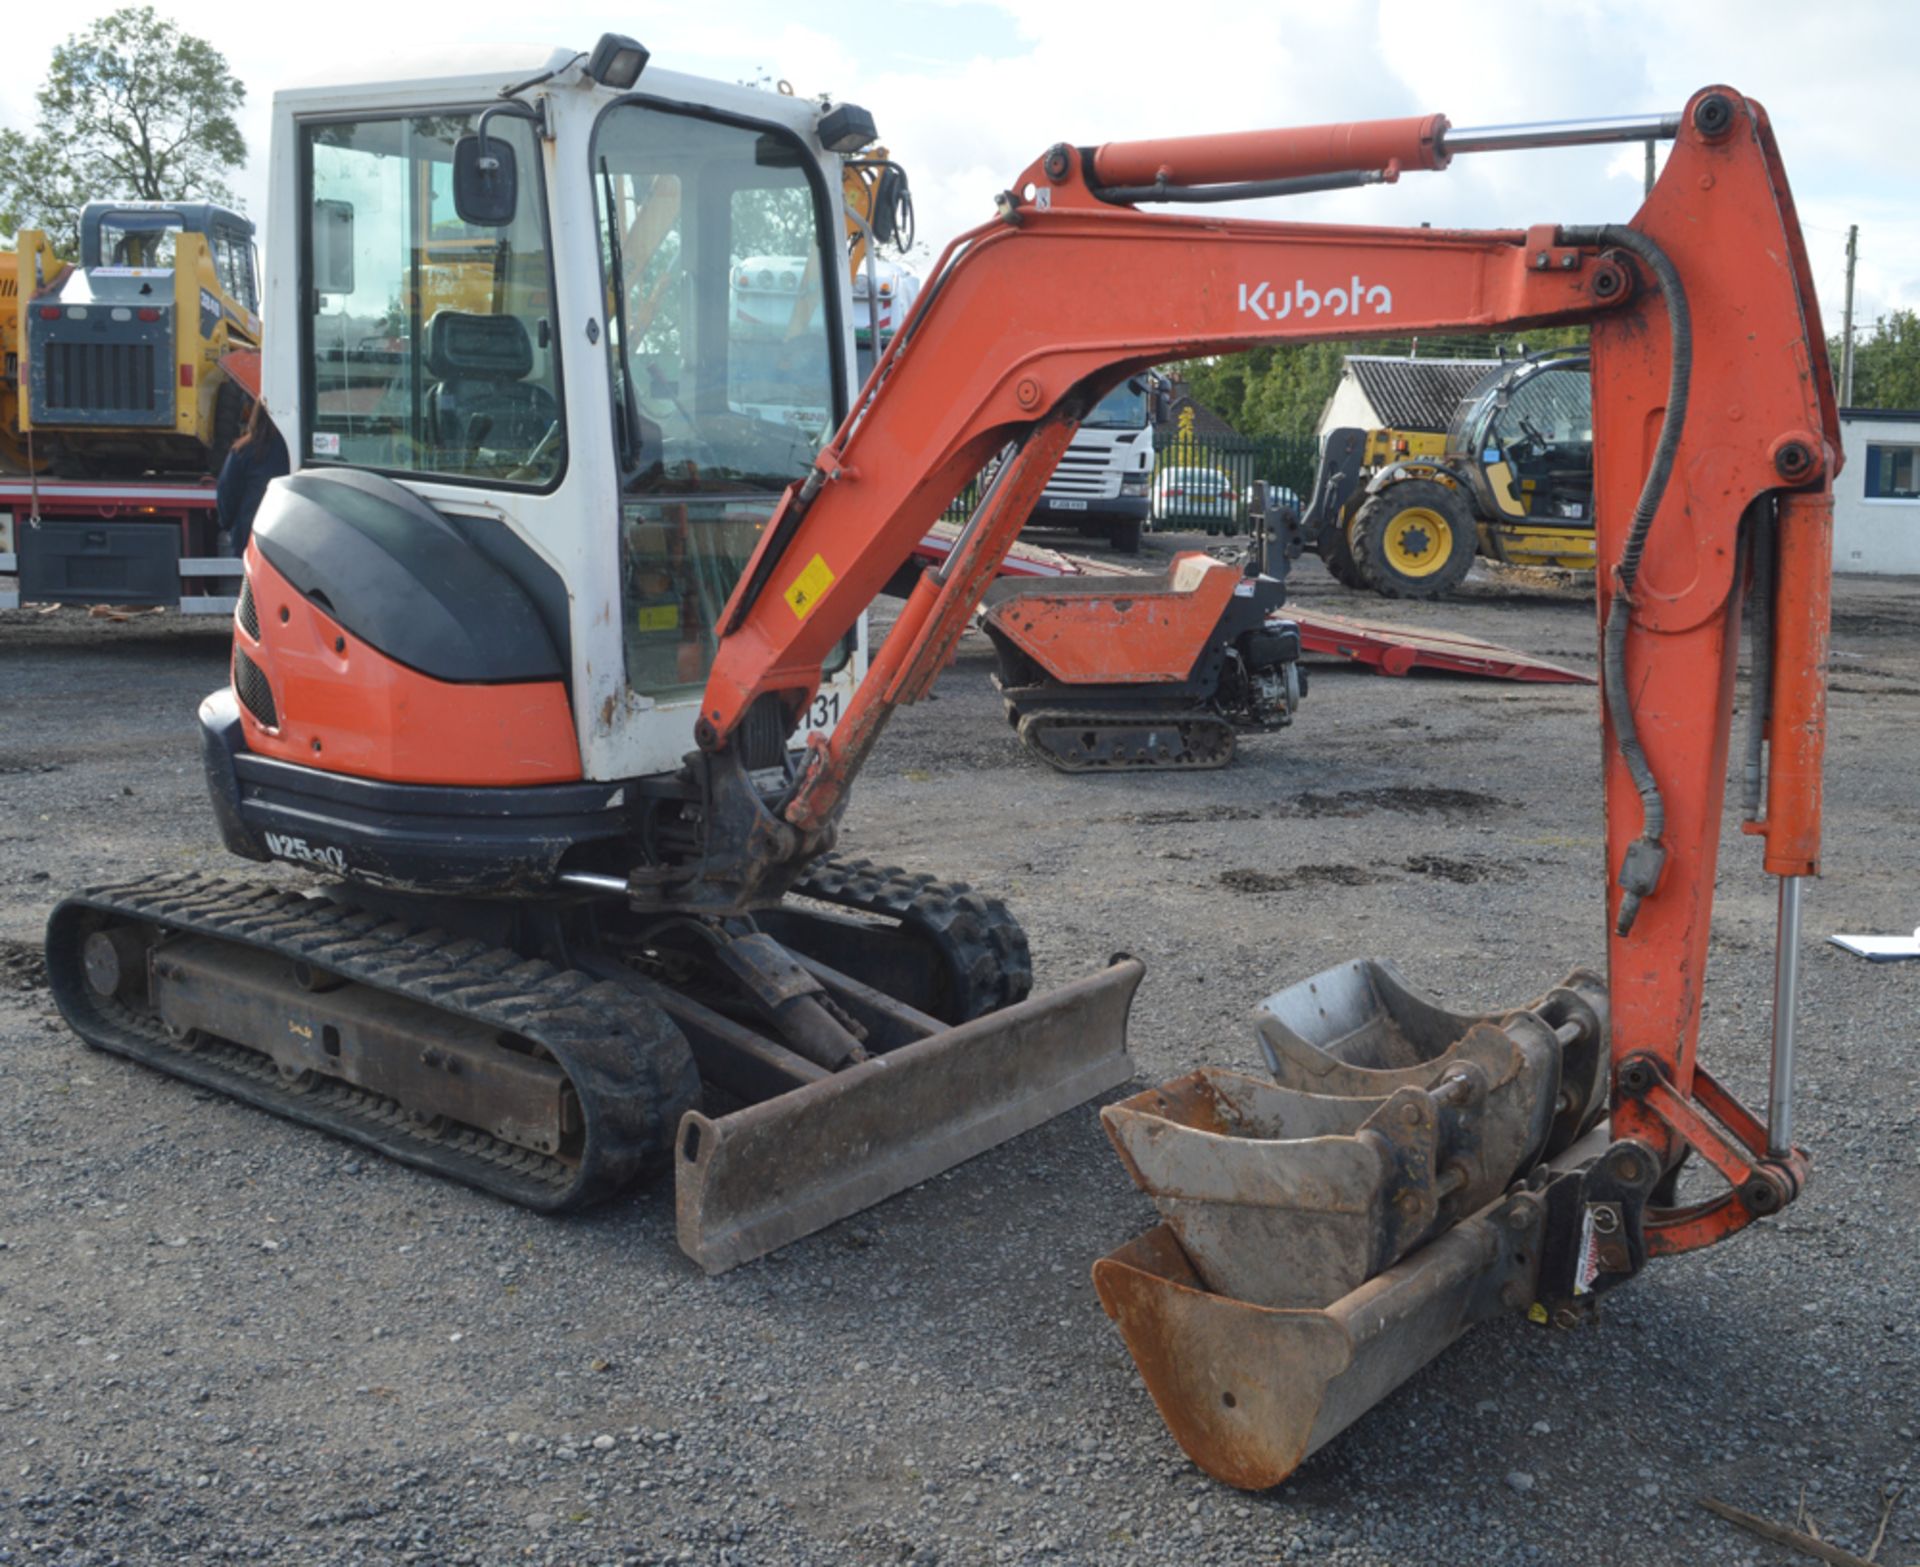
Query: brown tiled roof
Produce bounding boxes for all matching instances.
[1154,376,1240,439]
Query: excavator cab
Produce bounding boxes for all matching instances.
[46,48,1140,1273]
[291,82,858,755]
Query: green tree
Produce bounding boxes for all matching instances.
[0,6,245,253]
[1837,311,1920,410]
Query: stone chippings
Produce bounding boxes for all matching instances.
[2,570,1917,1565]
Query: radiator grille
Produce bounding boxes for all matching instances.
[42,340,160,415]
[233,648,278,729]
[236,576,259,640]
[1043,444,1118,497]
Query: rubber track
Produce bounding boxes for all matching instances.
[1012,707,1237,774]
[790,854,1033,1019]
[44,873,701,1213]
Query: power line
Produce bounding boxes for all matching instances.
[1840,224,1858,403]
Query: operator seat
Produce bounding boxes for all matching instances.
[423,311,557,459]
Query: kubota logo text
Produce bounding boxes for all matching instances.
[1238,276,1393,322]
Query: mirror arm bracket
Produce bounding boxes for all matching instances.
[474,98,550,171]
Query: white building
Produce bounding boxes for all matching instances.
[1835,410,1920,576]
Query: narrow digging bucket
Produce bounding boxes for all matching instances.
[1255,958,1610,1176]
[676,958,1142,1272]
[1096,961,1610,1484]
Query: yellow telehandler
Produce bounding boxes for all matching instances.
[1307,348,1594,597]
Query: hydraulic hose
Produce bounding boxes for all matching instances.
[1558,224,1691,936]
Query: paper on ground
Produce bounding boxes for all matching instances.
[1828,927,1920,961]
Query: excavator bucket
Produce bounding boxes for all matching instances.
[677,958,1143,1272]
[1094,960,1609,1486]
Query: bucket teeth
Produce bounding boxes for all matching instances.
[1096,960,1611,1485]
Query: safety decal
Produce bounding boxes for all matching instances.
[1573,1206,1602,1296]
[783,553,836,619]
[312,432,341,456]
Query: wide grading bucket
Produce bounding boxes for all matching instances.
[1094,959,1612,1486]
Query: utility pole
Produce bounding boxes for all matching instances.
[1839,224,1859,405]
[1644,140,1656,197]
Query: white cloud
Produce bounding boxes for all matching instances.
[3,0,1911,332]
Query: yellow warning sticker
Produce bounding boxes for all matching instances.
[784,553,836,620]
[634,602,680,633]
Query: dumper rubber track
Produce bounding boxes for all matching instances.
[789,855,1033,1021]
[1012,706,1237,773]
[45,872,700,1212]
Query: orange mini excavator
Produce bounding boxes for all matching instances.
[47,52,1832,1474]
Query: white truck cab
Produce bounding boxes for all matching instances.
[1023,374,1158,553]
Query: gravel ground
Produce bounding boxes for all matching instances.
[2,542,1917,1567]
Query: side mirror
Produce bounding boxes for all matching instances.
[454,134,518,227]
[312,199,355,295]
[1152,387,1173,425]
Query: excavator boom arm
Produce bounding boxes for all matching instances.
[695,84,1836,1250]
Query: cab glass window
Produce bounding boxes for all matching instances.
[301,111,564,488]
[592,101,840,700]
[99,218,182,269]
[1084,379,1150,431]
[216,230,257,310]
[1490,364,1593,454]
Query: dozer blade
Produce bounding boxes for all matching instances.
[1096,960,1610,1485]
[676,957,1142,1272]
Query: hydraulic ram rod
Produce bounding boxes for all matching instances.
[1440,113,1683,156]
[1769,875,1804,1158]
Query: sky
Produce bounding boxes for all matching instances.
[4,0,1914,341]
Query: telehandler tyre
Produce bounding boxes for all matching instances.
[1319,516,1368,589]
[1351,479,1478,599]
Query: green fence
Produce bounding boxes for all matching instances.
[940,429,1320,534]
[1150,431,1320,535]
